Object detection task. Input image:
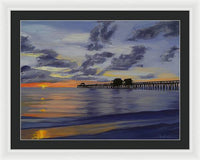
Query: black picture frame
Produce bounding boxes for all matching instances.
[11,11,189,149]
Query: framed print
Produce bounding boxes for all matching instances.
[11,11,189,149]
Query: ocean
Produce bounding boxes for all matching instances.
[21,88,179,140]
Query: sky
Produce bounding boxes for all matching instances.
[20,20,180,87]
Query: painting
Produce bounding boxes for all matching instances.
[11,11,189,149]
[20,19,181,140]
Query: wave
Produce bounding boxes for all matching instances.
[21,109,179,130]
[48,122,179,139]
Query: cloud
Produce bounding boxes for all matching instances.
[20,36,79,82]
[20,36,78,69]
[139,73,155,79]
[128,21,179,41]
[66,51,114,78]
[21,65,60,83]
[109,45,147,70]
[87,43,103,51]
[80,52,114,76]
[59,51,115,80]
[98,21,117,43]
[81,52,114,70]
[62,33,90,44]
[36,49,78,68]
[82,68,97,75]
[160,46,179,62]
[87,21,117,51]
[21,34,78,68]
[21,65,31,72]
[21,35,35,52]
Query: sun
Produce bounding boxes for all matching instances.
[40,84,47,89]
[40,97,45,100]
[40,109,46,112]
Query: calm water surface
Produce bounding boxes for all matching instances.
[21,88,179,139]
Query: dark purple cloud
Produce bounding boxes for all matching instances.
[160,46,179,62]
[87,21,117,51]
[36,49,77,68]
[20,36,79,82]
[128,21,179,41]
[21,65,60,83]
[81,52,114,70]
[66,52,114,78]
[21,36,35,52]
[109,45,147,70]
[20,36,78,69]
[99,21,117,43]
[21,65,31,72]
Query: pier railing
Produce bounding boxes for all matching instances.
[77,80,180,90]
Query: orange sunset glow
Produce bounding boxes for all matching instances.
[21,80,111,88]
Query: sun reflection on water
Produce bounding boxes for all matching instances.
[22,122,123,140]
[32,130,49,139]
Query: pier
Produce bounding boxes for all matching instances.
[77,80,180,90]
